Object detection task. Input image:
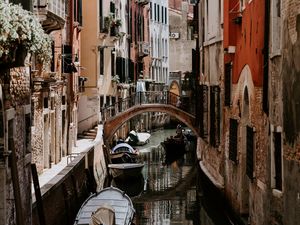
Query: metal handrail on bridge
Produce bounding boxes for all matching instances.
[101,91,193,121]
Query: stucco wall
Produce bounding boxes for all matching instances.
[278,1,300,224]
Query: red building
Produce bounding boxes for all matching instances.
[224,0,265,86]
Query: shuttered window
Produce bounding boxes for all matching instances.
[274,131,282,190]
[199,85,208,138]
[229,118,238,163]
[62,45,72,73]
[224,62,232,106]
[74,0,82,26]
[111,50,115,77]
[210,86,221,147]
[246,126,255,180]
[100,48,104,76]
[99,0,104,31]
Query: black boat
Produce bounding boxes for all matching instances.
[161,125,187,164]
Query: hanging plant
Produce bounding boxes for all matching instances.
[104,14,122,30]
[0,1,52,67]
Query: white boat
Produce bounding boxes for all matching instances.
[108,163,145,180]
[125,130,151,146]
[74,186,135,225]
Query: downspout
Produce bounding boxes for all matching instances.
[263,0,270,114]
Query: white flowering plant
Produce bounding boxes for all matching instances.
[0,1,52,64]
[112,75,120,83]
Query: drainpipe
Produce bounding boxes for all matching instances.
[263,0,270,114]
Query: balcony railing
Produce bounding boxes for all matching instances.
[33,0,66,32]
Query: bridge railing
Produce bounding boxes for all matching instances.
[101,91,191,121]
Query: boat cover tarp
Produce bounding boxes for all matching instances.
[89,204,115,225]
[111,143,135,153]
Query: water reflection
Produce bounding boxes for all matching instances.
[111,174,145,197]
[110,129,232,225]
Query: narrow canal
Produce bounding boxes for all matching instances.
[110,129,236,225]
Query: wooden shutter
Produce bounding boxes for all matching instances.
[199,85,208,138]
[274,131,282,190]
[224,62,232,106]
[210,86,221,147]
[229,118,238,162]
[246,126,254,180]
[62,45,72,73]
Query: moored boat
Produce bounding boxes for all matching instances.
[161,125,187,164]
[125,130,151,146]
[110,143,139,164]
[108,163,144,180]
[74,186,135,225]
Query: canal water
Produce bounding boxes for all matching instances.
[111,129,234,225]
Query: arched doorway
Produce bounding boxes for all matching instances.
[237,65,254,216]
[240,86,250,215]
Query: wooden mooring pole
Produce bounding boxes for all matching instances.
[31,163,46,225]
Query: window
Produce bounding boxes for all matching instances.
[44,97,48,109]
[100,48,104,76]
[270,0,281,55]
[154,3,156,21]
[224,62,232,106]
[157,4,160,22]
[62,96,66,105]
[150,2,152,20]
[24,105,31,154]
[210,86,221,147]
[99,0,104,31]
[229,118,238,163]
[161,6,164,23]
[74,0,82,26]
[199,85,209,138]
[272,131,282,190]
[11,0,31,10]
[165,7,167,24]
[246,125,255,180]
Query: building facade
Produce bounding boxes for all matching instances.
[31,0,81,174]
[269,0,300,224]
[195,0,300,224]
[149,0,169,85]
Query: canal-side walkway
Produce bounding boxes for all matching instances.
[32,125,105,195]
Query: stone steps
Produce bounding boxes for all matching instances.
[78,125,98,140]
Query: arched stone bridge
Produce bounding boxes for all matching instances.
[101,91,199,142]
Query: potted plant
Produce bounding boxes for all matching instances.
[0,1,52,68]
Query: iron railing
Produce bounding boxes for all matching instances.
[101,91,193,121]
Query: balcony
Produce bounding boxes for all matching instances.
[33,0,66,33]
[135,0,149,5]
